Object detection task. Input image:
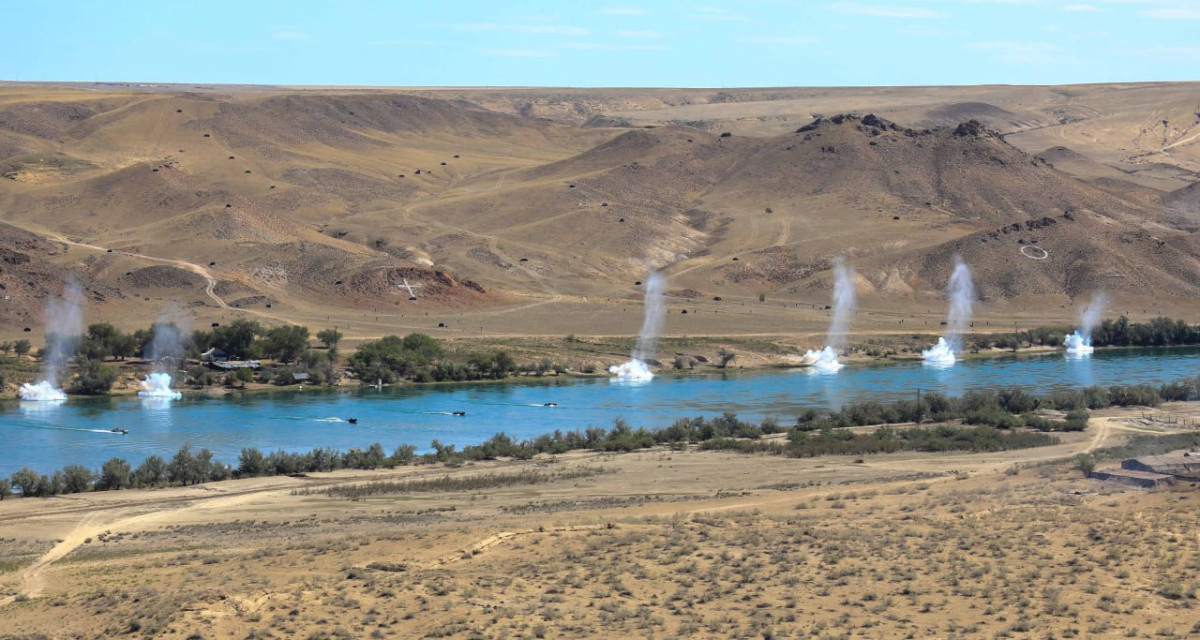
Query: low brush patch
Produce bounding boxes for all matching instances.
[296,465,610,500]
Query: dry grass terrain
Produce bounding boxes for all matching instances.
[3,406,1200,639]
[1,82,1199,354]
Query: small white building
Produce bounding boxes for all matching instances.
[200,347,228,362]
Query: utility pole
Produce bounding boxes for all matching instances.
[916,388,922,426]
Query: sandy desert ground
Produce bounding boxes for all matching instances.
[3,405,1200,639]
[1,82,1199,354]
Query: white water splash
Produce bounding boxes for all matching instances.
[1066,292,1106,357]
[923,257,975,366]
[608,359,655,381]
[138,372,182,399]
[803,345,844,373]
[921,337,957,366]
[610,270,666,382]
[1064,332,1093,357]
[19,380,68,402]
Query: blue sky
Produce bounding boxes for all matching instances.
[3,0,1198,87]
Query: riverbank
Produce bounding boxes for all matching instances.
[0,338,1173,405]
[3,403,1198,638]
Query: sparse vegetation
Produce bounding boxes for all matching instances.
[299,466,610,499]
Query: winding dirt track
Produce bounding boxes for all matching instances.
[0,471,387,607]
[46,232,229,310]
[0,414,1153,607]
[0,488,273,606]
[45,232,299,325]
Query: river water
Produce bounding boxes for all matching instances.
[3,347,1198,476]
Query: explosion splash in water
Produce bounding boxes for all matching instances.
[802,258,856,372]
[19,282,84,401]
[1065,293,1107,357]
[610,270,666,382]
[138,372,182,399]
[137,310,187,400]
[923,257,975,366]
[17,380,68,402]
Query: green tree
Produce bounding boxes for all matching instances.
[13,339,31,357]
[112,332,138,360]
[10,467,39,495]
[97,457,132,491]
[0,478,11,500]
[81,323,125,360]
[237,448,267,477]
[167,444,196,485]
[262,325,310,363]
[316,328,343,349]
[348,333,445,381]
[188,329,215,357]
[60,465,94,493]
[306,350,338,386]
[194,448,215,483]
[39,472,63,497]
[430,439,456,462]
[134,455,166,487]
[467,350,516,379]
[212,319,263,359]
[390,444,417,466]
[68,358,118,395]
[209,461,232,481]
[402,333,444,361]
[132,328,154,358]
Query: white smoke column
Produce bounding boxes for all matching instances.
[610,270,666,381]
[19,282,85,401]
[139,307,187,400]
[633,271,666,363]
[1065,292,1107,356]
[923,257,975,366]
[148,319,186,365]
[803,258,856,372]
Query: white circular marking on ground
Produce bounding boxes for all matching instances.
[1020,245,1049,260]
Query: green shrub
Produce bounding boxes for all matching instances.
[68,358,118,394]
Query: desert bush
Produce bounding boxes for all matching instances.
[1075,454,1096,477]
[997,388,1039,414]
[1107,385,1161,407]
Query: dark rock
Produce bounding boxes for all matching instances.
[952,120,988,137]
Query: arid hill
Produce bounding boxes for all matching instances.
[0,82,1198,339]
